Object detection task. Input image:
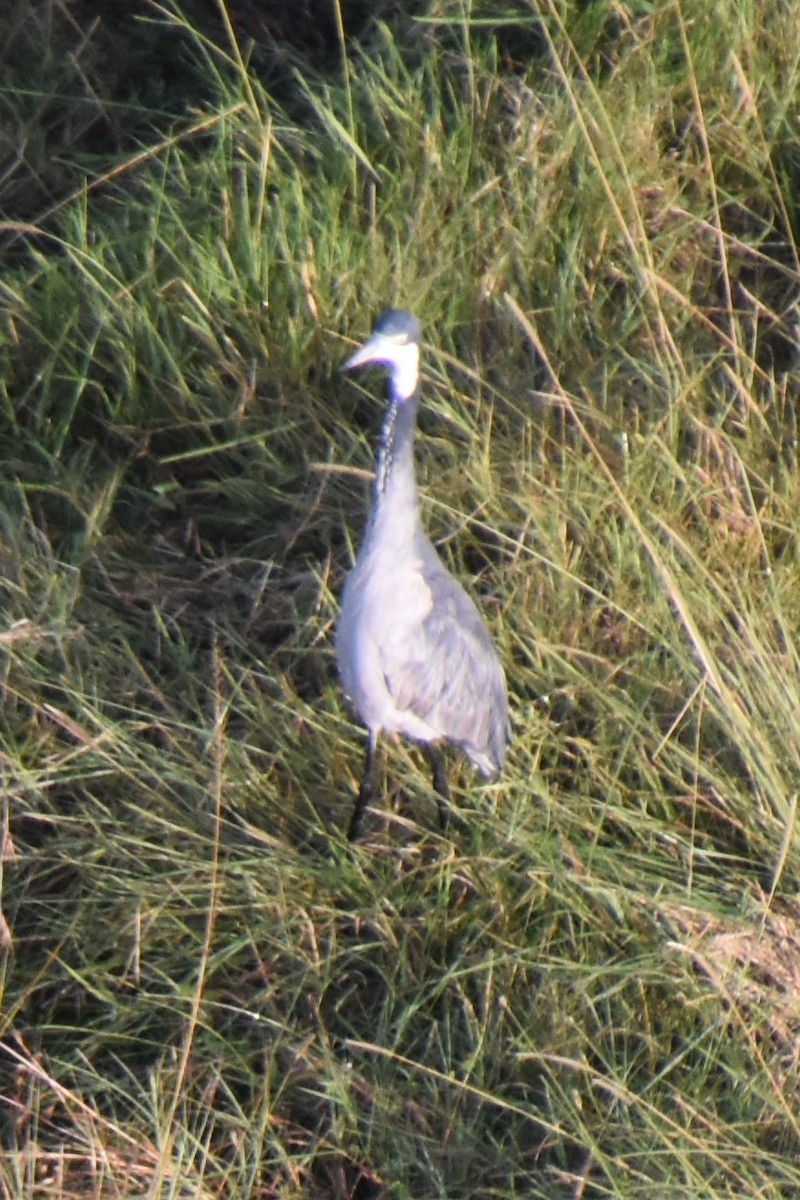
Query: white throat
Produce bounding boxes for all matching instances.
[385,342,420,402]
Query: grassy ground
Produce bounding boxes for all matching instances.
[2,0,800,1196]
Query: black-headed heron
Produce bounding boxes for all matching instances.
[336,310,509,840]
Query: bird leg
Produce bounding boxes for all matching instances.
[348,730,377,842]
[425,744,450,832]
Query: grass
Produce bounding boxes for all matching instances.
[1,0,800,1195]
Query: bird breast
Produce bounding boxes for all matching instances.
[336,538,438,737]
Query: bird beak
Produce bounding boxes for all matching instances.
[341,333,396,373]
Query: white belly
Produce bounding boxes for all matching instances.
[336,551,436,739]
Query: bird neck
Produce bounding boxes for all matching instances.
[371,389,421,532]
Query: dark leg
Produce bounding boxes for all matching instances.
[348,730,377,842]
[425,744,450,831]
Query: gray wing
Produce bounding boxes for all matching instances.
[386,556,509,775]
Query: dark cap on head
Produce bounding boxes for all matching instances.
[370,309,422,344]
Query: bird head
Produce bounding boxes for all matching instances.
[342,309,422,402]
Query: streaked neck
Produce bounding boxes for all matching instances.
[372,389,421,524]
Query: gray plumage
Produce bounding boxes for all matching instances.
[336,309,509,840]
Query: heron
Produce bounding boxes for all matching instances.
[336,309,509,841]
